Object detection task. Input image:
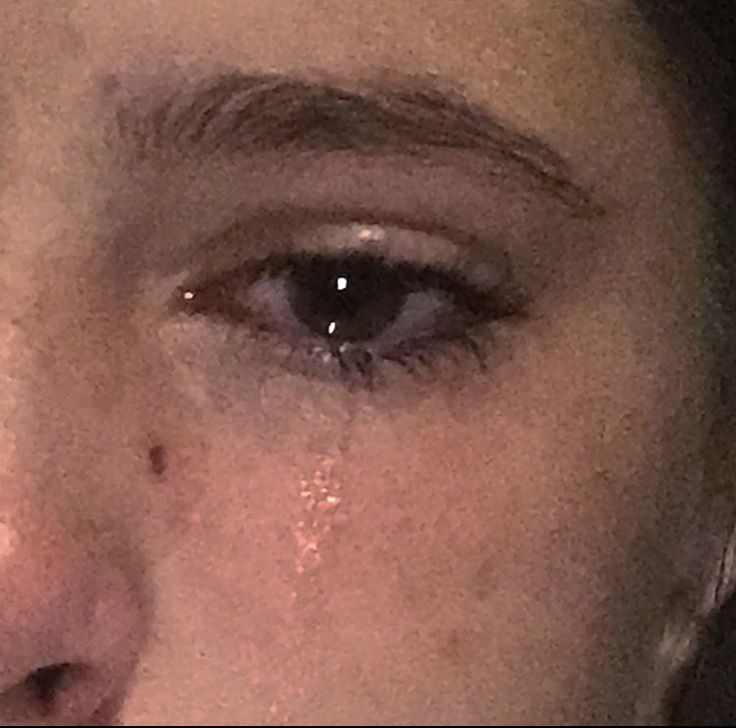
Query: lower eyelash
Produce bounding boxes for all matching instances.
[383,331,488,376]
[303,329,491,391]
[194,294,513,392]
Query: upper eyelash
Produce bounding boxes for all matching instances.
[183,250,523,317]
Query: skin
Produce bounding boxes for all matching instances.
[0,0,733,724]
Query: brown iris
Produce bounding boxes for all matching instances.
[286,253,408,342]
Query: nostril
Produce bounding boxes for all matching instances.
[28,662,82,714]
[0,661,109,725]
[29,664,66,708]
[0,513,146,726]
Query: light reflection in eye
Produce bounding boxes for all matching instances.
[357,226,385,242]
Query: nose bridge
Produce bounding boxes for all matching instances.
[0,267,146,726]
[0,287,34,505]
[0,245,51,507]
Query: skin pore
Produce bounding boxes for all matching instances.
[0,0,733,724]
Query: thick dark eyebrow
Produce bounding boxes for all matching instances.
[117,72,604,218]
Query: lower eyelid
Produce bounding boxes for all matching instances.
[161,296,525,415]
[204,310,505,389]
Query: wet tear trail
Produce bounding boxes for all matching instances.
[288,393,359,595]
[281,385,364,686]
[292,454,344,576]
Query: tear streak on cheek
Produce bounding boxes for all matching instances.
[292,454,347,578]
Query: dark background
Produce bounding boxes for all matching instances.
[635,2,736,725]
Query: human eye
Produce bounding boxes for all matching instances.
[170,214,529,391]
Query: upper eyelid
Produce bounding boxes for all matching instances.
[214,206,484,263]
[180,211,515,295]
[129,149,586,331]
[120,143,601,285]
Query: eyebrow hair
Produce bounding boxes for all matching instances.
[117,72,604,218]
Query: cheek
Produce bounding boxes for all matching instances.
[40,227,710,723]
[137,299,698,646]
[142,261,700,587]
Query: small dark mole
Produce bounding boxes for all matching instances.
[148,444,168,476]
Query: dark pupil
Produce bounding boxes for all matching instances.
[286,254,407,342]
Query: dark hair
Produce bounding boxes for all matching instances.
[635,2,736,725]
[635,1,735,192]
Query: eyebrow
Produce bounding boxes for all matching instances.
[117,72,605,218]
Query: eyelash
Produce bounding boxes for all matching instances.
[176,248,527,390]
[332,330,488,389]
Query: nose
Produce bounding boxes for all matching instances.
[0,502,145,726]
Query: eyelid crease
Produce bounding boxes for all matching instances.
[181,204,519,294]
[224,204,492,255]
